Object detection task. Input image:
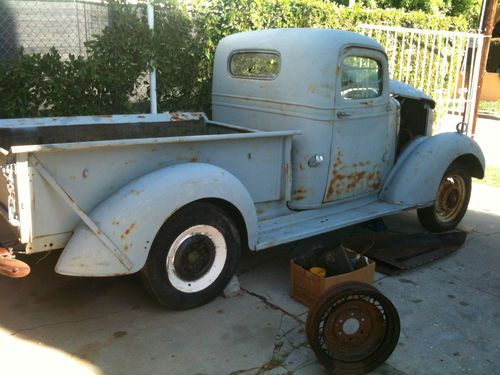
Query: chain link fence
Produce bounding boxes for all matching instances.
[0,0,109,59]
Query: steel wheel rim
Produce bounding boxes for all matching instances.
[435,173,467,222]
[323,299,385,362]
[166,225,227,293]
[316,292,389,363]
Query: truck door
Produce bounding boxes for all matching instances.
[323,47,397,203]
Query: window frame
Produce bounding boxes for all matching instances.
[227,49,281,81]
[335,47,388,107]
[340,56,383,100]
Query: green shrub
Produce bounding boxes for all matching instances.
[0,0,471,118]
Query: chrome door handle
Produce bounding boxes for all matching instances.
[337,111,352,118]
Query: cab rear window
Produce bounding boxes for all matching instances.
[229,51,280,79]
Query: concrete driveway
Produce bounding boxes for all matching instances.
[1,180,499,375]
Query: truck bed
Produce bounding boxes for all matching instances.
[0,113,248,150]
[0,112,297,253]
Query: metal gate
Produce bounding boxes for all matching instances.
[358,24,484,131]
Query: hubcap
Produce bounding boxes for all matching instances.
[435,173,467,222]
[174,234,216,281]
[166,225,227,293]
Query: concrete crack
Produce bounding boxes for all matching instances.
[241,287,304,324]
[229,366,259,375]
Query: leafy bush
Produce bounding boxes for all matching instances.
[0,0,471,118]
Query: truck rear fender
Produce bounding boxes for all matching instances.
[380,132,485,206]
[55,163,257,276]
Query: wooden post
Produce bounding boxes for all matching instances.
[471,0,498,137]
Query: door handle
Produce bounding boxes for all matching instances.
[337,111,352,118]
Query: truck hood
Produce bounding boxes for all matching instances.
[390,80,436,109]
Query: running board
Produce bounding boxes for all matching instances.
[256,200,410,250]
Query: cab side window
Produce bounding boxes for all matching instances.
[340,56,382,100]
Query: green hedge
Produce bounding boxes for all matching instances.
[0,0,471,118]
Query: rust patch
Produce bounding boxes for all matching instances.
[120,223,136,240]
[112,219,120,226]
[137,115,145,119]
[346,171,366,190]
[190,156,198,162]
[299,164,305,171]
[326,152,381,200]
[367,171,382,190]
[69,175,76,180]
[170,112,204,121]
[292,187,307,201]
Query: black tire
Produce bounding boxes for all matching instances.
[306,281,400,375]
[417,162,471,233]
[141,202,241,310]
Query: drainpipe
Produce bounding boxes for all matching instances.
[470,0,498,137]
[147,1,157,114]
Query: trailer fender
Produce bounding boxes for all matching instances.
[55,163,257,276]
[380,132,485,207]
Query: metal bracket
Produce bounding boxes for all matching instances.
[28,155,133,271]
[456,121,468,134]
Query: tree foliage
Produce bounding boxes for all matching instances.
[0,0,472,118]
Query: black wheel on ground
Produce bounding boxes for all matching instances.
[141,202,241,310]
[306,281,400,375]
[417,162,471,233]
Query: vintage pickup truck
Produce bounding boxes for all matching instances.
[0,29,484,309]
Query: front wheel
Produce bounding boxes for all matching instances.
[141,202,241,310]
[417,162,471,232]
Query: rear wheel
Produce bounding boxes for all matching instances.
[417,162,471,232]
[141,202,241,310]
[306,281,400,374]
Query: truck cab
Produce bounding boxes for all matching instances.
[213,29,399,210]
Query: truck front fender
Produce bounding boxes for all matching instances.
[380,132,485,206]
[55,163,257,276]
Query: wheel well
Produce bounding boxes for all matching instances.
[195,198,250,251]
[452,154,484,179]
